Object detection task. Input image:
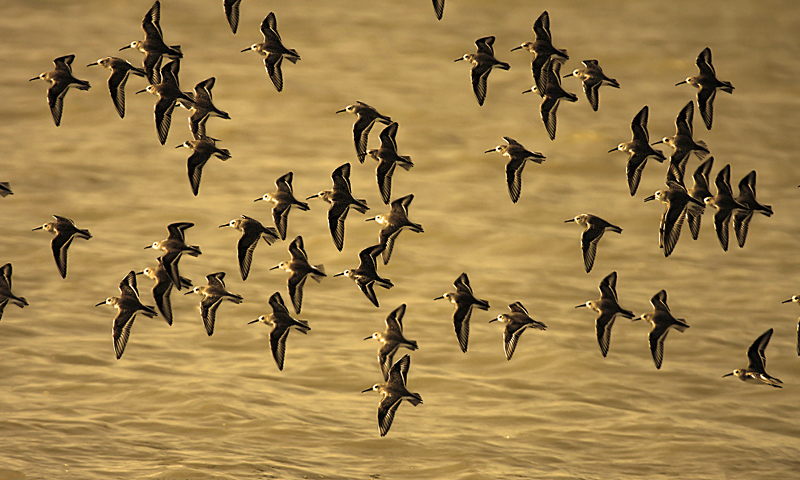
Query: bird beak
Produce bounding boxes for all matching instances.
[574,304,587,308]
[135,88,147,94]
[335,108,346,114]
[269,265,280,271]
[144,245,154,249]
[644,194,656,202]
[675,80,687,86]
[484,149,496,154]
[564,219,575,223]
[240,47,251,53]
[433,295,444,301]
[218,223,229,228]
[454,57,464,62]
[119,45,131,51]
[607,147,618,153]
[488,318,498,323]
[510,46,523,52]
[86,62,99,67]
[361,388,371,393]
[31,226,43,231]
[365,217,376,222]
[29,76,39,81]
[333,272,345,277]
[253,197,263,202]
[563,73,574,78]
[247,318,260,324]
[184,290,195,295]
[782,299,793,304]
[650,140,664,145]
[305,194,319,200]
[521,88,533,94]
[135,271,144,276]
[363,336,372,341]
[721,372,734,378]
[95,301,105,307]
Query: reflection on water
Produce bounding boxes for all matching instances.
[2,0,800,478]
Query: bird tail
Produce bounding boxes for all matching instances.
[285,50,301,63]
[295,200,311,211]
[496,62,511,70]
[215,148,232,161]
[673,320,689,332]
[407,393,423,406]
[310,265,326,281]
[619,308,635,319]
[408,222,424,234]
[475,299,490,311]
[398,157,414,170]
[186,245,202,256]
[377,277,394,289]
[75,79,91,91]
[608,225,623,234]
[352,199,370,214]
[720,82,734,94]
[295,319,311,333]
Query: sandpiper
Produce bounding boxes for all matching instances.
[609,106,666,196]
[723,328,782,387]
[455,36,510,106]
[177,134,232,196]
[223,0,243,33]
[86,57,146,118]
[145,222,201,290]
[184,77,230,139]
[241,12,300,92]
[523,58,577,140]
[780,295,800,355]
[334,244,393,308]
[306,163,369,251]
[565,214,622,273]
[490,302,547,361]
[248,292,310,371]
[367,122,414,205]
[137,263,192,326]
[136,59,194,145]
[365,304,418,380]
[644,181,704,257]
[120,1,183,85]
[485,137,545,203]
[185,272,243,336]
[96,270,158,360]
[733,170,773,248]
[510,11,569,95]
[575,271,634,357]
[362,354,422,437]
[676,47,734,130]
[29,54,91,127]
[366,193,423,265]
[633,290,689,370]
[704,164,748,252]
[434,272,489,353]
[0,263,28,323]
[686,156,714,240]
[254,172,310,240]
[652,101,709,183]
[220,215,279,281]
[32,215,92,279]
[270,235,325,314]
[563,59,619,111]
[336,101,392,163]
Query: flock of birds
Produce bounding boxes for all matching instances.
[11,2,796,437]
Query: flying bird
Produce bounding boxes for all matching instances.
[119,0,183,84]
[455,36,510,106]
[86,57,146,118]
[145,222,202,290]
[485,137,545,203]
[490,302,547,360]
[241,12,301,92]
[523,58,577,140]
[334,244,393,308]
[0,263,28,323]
[269,235,326,314]
[633,290,689,370]
[336,101,392,163]
[608,105,666,196]
[644,181,704,257]
[219,215,279,280]
[185,272,243,336]
[652,101,709,183]
[184,77,230,139]
[248,292,310,371]
[176,134,231,196]
[136,59,194,145]
[732,170,773,248]
[364,304,418,380]
[306,163,369,251]
[563,59,619,111]
[723,328,782,387]
[510,11,569,95]
[32,215,92,278]
[676,47,734,130]
[137,263,192,326]
[362,354,422,437]
[686,156,714,240]
[434,272,489,353]
[367,122,414,205]
[29,54,91,126]
[366,194,423,264]
[704,164,747,251]
[254,172,310,240]
[96,270,159,360]
[565,214,622,273]
[575,271,634,357]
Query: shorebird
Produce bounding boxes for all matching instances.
[704,164,747,252]
[523,58,577,140]
[137,263,192,326]
[32,215,92,278]
[490,302,547,360]
[609,106,666,196]
[184,77,230,139]
[510,10,569,95]
[644,181,705,257]
[86,57,146,118]
[366,193,423,264]
[652,101,709,183]
[120,0,183,84]
[336,101,392,163]
[241,12,300,92]
[455,36,510,106]
[780,295,800,355]
[723,328,782,387]
[565,214,622,273]
[145,222,201,290]
[306,163,369,251]
[362,354,422,437]
[434,272,489,353]
[334,244,393,308]
[563,59,619,111]
[96,270,158,360]
[219,215,279,280]
[29,54,91,127]
[136,59,194,145]
[676,47,734,130]
[248,292,310,371]
[185,272,243,336]
[223,0,243,33]
[485,137,546,203]
[270,236,325,314]
[367,122,414,204]
[364,304,418,380]
[733,170,773,248]
[686,156,714,240]
[0,263,28,322]
[254,172,310,240]
[633,290,689,370]
[575,271,634,357]
[176,134,231,196]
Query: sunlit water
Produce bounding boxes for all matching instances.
[2,1,800,478]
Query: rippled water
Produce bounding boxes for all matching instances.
[2,1,800,479]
